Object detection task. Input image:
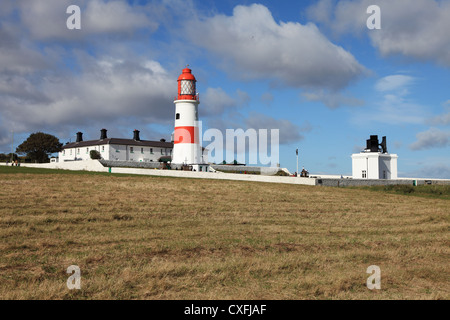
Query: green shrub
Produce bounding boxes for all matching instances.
[90,150,101,160]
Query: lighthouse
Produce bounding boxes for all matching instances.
[172,67,208,171]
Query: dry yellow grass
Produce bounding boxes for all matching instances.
[0,168,448,299]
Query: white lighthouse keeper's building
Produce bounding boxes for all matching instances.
[172,67,209,172]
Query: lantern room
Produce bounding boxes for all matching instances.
[177,67,198,101]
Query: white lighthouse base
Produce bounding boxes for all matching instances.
[172,143,203,165]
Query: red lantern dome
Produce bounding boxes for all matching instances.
[177,67,198,101]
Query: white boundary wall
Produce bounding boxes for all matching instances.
[5,161,447,185]
[4,160,109,172]
[1,161,316,186]
[110,167,317,186]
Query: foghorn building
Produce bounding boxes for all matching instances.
[352,135,398,180]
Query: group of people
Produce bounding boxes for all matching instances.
[294,168,309,177]
[5,160,20,166]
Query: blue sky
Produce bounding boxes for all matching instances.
[0,0,449,178]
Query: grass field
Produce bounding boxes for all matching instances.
[0,166,448,299]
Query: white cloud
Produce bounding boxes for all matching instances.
[302,90,364,109]
[351,74,429,125]
[0,129,11,149]
[428,113,450,126]
[201,87,252,118]
[307,0,450,66]
[0,0,15,18]
[84,0,157,34]
[305,0,334,26]
[409,163,450,179]
[0,55,175,135]
[18,0,157,40]
[375,75,415,93]
[202,87,237,116]
[409,128,450,151]
[394,141,403,149]
[420,164,450,179]
[245,113,311,145]
[260,92,274,105]
[205,111,310,146]
[187,4,366,90]
[370,94,428,125]
[0,24,48,74]
[236,89,251,106]
[427,101,450,126]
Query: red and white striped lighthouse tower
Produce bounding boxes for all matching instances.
[172,67,204,167]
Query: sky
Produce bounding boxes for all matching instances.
[0,0,449,178]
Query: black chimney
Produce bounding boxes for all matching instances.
[160,138,166,142]
[76,132,83,143]
[100,128,107,140]
[133,130,140,141]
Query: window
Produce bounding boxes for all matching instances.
[70,149,72,155]
[77,148,80,154]
[86,147,89,154]
[180,80,195,95]
[362,170,367,179]
[150,148,153,154]
[161,149,163,154]
[102,146,105,152]
[130,147,134,153]
[176,113,180,120]
[63,150,65,156]
[141,148,144,154]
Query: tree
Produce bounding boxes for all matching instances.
[16,132,62,163]
[0,153,18,162]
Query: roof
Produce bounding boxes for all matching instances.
[178,68,196,81]
[62,138,173,149]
